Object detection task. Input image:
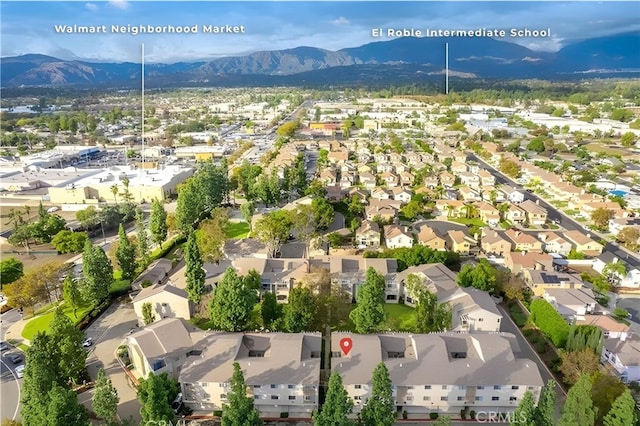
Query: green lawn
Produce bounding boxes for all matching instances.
[499,220,512,229]
[450,218,488,227]
[22,301,94,341]
[382,303,417,332]
[109,279,132,296]
[225,222,250,239]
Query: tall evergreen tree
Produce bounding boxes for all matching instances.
[149,199,168,249]
[115,223,136,281]
[185,231,206,303]
[222,362,262,426]
[284,286,317,332]
[209,268,258,331]
[136,207,150,267]
[360,363,395,426]
[559,374,597,426]
[510,391,537,426]
[603,389,638,426]
[62,274,83,318]
[139,373,175,424]
[260,292,281,329]
[46,385,90,426]
[81,241,112,306]
[533,380,557,426]
[349,268,386,333]
[49,307,87,384]
[92,368,119,423]
[314,370,354,426]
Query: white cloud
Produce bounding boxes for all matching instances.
[331,16,350,26]
[108,0,130,10]
[85,3,98,12]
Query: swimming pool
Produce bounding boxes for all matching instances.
[609,190,627,197]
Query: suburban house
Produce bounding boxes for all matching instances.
[563,231,604,257]
[576,315,632,340]
[500,186,525,203]
[521,270,584,297]
[542,288,598,320]
[366,199,401,221]
[602,336,640,383]
[384,225,414,249]
[329,256,399,302]
[537,232,572,256]
[503,229,543,253]
[179,332,322,417]
[331,332,544,417]
[355,220,381,248]
[518,200,547,226]
[416,227,448,251]
[233,258,309,302]
[441,287,503,332]
[476,202,500,228]
[445,230,477,255]
[504,252,554,275]
[126,318,197,380]
[593,252,640,288]
[132,282,193,324]
[481,230,512,257]
[504,204,526,225]
[397,263,459,304]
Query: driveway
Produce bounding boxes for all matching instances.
[83,301,141,423]
[1,343,22,423]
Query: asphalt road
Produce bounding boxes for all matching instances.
[1,343,22,422]
[1,309,21,341]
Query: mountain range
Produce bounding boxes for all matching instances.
[1,32,639,88]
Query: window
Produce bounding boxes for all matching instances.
[249,350,265,357]
[407,386,414,390]
[458,385,465,390]
[440,396,448,401]
[477,386,484,390]
[511,385,519,390]
[475,396,483,402]
[220,394,227,400]
[510,397,517,402]
[254,395,260,400]
[478,318,484,322]
[388,351,405,358]
[288,385,295,389]
[492,396,500,401]
[270,384,277,389]
[527,386,535,390]
[423,396,431,401]
[304,395,312,402]
[288,395,296,400]
[354,396,362,401]
[424,385,432,390]
[355,384,362,389]
[406,396,413,401]
[218,383,226,388]
[331,351,342,358]
[253,385,261,389]
[457,396,464,401]
[271,395,279,400]
[493,385,501,390]
[199,382,209,387]
[442,385,448,390]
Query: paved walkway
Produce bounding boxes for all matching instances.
[4,315,31,347]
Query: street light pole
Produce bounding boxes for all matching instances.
[100,221,106,244]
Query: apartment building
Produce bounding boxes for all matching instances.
[329,256,400,302]
[233,258,309,302]
[331,332,544,417]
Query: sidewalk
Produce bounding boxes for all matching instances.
[4,315,31,347]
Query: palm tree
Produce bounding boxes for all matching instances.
[110,184,119,205]
[603,261,627,285]
[23,205,31,224]
[6,208,24,230]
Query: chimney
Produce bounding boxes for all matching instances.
[535,199,540,205]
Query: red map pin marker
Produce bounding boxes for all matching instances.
[339,337,353,355]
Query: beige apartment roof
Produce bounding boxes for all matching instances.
[576,315,630,333]
[132,282,189,303]
[128,318,196,362]
[396,264,458,296]
[179,332,322,386]
[563,230,597,246]
[331,333,544,387]
[604,337,640,366]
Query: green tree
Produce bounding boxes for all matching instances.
[49,307,87,383]
[221,362,262,426]
[115,224,136,281]
[284,285,318,332]
[138,373,175,425]
[76,206,99,229]
[51,230,89,254]
[92,368,119,423]
[533,380,557,426]
[81,241,113,306]
[510,391,536,426]
[456,259,497,293]
[276,121,300,137]
[414,287,452,333]
[149,199,168,249]
[141,302,156,325]
[240,201,255,231]
[603,389,638,426]
[46,385,90,426]
[621,132,636,147]
[185,231,206,303]
[0,257,23,286]
[135,208,150,267]
[209,268,258,331]
[349,268,386,333]
[260,292,281,329]
[603,261,628,285]
[499,158,522,178]
[314,370,354,426]
[591,372,627,425]
[253,210,293,258]
[526,138,546,153]
[590,207,614,230]
[559,374,596,426]
[62,275,83,318]
[360,363,395,426]
[617,226,640,247]
[195,214,227,263]
[530,299,571,347]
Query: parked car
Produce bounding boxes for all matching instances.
[171,393,184,414]
[0,341,9,351]
[9,354,22,364]
[82,337,94,348]
[47,206,59,213]
[15,364,25,378]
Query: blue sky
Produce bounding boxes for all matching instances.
[1,1,638,63]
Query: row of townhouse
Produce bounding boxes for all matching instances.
[231,257,503,333]
[125,318,544,418]
[481,228,603,257]
[433,198,547,228]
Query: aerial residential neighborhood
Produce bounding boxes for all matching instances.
[2,2,640,426]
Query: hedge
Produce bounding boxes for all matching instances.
[529,299,570,348]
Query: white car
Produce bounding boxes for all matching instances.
[15,364,25,378]
[47,206,59,213]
